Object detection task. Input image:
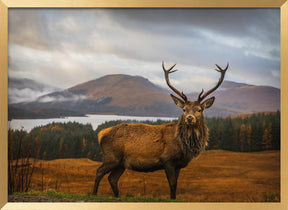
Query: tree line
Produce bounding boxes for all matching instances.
[206,111,280,152]
[8,112,280,162]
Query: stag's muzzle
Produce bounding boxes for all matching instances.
[186,115,196,125]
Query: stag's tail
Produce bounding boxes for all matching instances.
[97,127,114,144]
[98,123,129,146]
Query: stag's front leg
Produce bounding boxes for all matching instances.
[164,164,180,199]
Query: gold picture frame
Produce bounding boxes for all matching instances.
[1,0,288,209]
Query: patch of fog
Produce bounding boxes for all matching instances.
[37,94,88,103]
[8,87,61,104]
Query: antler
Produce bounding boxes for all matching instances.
[162,61,188,102]
[197,62,229,102]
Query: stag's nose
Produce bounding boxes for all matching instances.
[187,115,196,123]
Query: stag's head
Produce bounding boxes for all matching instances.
[162,61,229,126]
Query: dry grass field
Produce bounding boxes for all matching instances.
[29,150,280,202]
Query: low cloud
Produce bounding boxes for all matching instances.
[37,93,87,103]
[9,87,59,104]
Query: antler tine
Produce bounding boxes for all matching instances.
[162,61,188,102]
[215,63,229,72]
[198,62,229,102]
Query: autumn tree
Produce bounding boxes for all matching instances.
[262,123,273,150]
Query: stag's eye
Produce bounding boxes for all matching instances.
[183,108,186,112]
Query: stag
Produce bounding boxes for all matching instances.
[92,62,229,199]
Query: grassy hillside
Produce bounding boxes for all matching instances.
[23,150,279,202]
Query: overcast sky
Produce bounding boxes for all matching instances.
[8,8,280,101]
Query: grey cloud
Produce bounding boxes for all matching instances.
[107,8,279,40]
[100,9,280,64]
[8,9,51,50]
[11,8,279,65]
[8,8,280,92]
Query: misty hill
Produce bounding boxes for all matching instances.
[8,75,280,119]
[8,77,61,104]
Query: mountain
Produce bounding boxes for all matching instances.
[189,81,280,117]
[8,75,280,119]
[213,81,280,114]
[68,74,171,107]
[9,75,175,119]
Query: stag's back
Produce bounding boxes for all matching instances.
[98,122,177,171]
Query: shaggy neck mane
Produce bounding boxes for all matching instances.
[176,115,208,158]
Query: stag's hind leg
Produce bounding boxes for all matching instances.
[93,163,111,195]
[93,134,123,196]
[108,166,125,197]
[93,161,123,195]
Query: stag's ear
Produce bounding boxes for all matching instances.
[170,94,185,108]
[201,97,215,109]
